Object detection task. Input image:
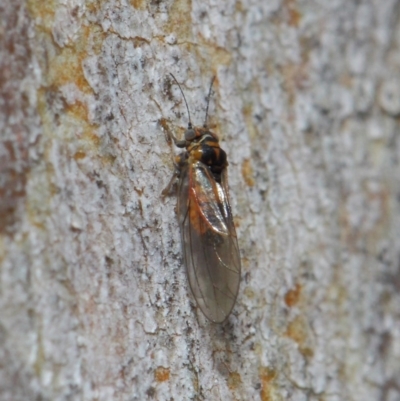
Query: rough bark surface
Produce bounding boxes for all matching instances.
[1,0,399,400]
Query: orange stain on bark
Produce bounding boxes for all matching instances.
[259,367,277,401]
[242,159,255,187]
[284,283,301,307]
[155,366,170,382]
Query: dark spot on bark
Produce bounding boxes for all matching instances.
[71,6,79,18]
[254,113,263,122]
[185,324,193,335]
[199,10,207,19]
[146,386,156,397]
[377,331,391,357]
[96,179,105,189]
[163,75,174,101]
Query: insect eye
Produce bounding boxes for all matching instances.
[185,129,196,141]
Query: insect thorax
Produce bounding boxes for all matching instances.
[188,131,227,175]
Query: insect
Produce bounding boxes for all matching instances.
[162,73,241,323]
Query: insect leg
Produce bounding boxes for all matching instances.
[162,171,179,196]
[159,118,186,148]
[167,130,186,148]
[161,153,186,197]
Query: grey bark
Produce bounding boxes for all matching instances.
[1,0,400,400]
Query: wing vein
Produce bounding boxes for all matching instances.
[188,198,209,311]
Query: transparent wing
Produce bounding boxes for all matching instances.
[178,162,241,323]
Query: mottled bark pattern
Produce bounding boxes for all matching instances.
[0,0,399,400]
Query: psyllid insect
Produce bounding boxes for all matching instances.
[162,74,241,323]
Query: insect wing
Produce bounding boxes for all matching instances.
[178,162,241,322]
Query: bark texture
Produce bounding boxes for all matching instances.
[1,0,400,400]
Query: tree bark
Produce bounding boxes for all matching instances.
[1,0,400,400]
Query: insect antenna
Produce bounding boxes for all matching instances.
[169,73,192,129]
[204,76,215,128]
